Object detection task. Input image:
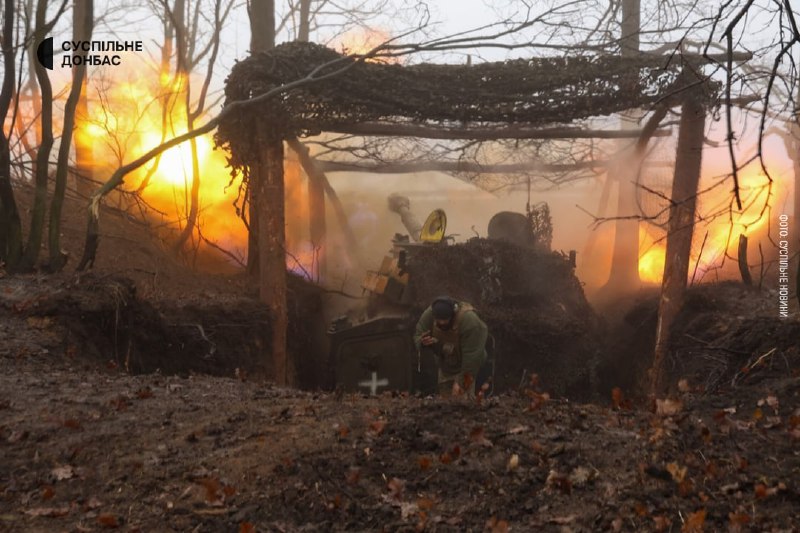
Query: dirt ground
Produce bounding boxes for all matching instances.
[2,189,800,531]
[2,273,800,532]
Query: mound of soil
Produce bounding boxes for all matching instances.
[598,282,800,399]
[0,273,327,388]
[404,238,604,398]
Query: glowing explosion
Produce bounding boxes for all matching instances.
[637,167,777,284]
[77,65,315,275]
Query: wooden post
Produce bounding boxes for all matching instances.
[651,96,706,397]
[256,131,289,386]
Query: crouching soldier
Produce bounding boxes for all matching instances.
[414,296,488,397]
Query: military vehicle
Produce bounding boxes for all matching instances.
[327,194,565,396]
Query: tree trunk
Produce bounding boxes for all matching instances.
[0,0,22,269]
[287,136,358,265]
[650,97,706,397]
[19,0,56,271]
[249,0,288,384]
[73,0,94,197]
[294,0,325,279]
[603,0,642,294]
[246,0,275,275]
[257,133,288,386]
[48,0,93,271]
[74,83,94,196]
[298,0,311,42]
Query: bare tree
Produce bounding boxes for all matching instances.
[0,0,22,269]
[48,0,95,271]
[18,0,68,271]
[168,0,234,254]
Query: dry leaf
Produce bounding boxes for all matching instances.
[97,513,120,528]
[417,497,435,511]
[345,467,361,486]
[417,456,432,470]
[652,515,672,532]
[486,516,509,533]
[682,509,706,532]
[666,462,687,483]
[506,454,519,472]
[136,387,154,399]
[611,387,624,409]
[239,522,256,533]
[387,477,405,501]
[24,506,70,517]
[368,419,387,436]
[569,466,592,486]
[469,426,493,447]
[655,398,683,416]
[51,465,74,481]
[62,418,82,430]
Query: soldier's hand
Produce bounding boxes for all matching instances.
[421,332,437,346]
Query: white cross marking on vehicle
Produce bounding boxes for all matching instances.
[358,371,389,396]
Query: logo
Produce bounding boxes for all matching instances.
[36,37,53,70]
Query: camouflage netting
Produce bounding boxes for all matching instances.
[403,239,605,399]
[217,41,699,170]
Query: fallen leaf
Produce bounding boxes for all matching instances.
[569,466,592,486]
[239,522,256,533]
[40,486,54,501]
[97,513,119,528]
[468,426,492,447]
[652,515,672,532]
[682,509,706,532]
[136,387,154,399]
[197,477,221,504]
[84,497,102,510]
[655,398,683,416]
[51,465,74,481]
[417,497,435,511]
[486,516,509,533]
[345,467,360,486]
[387,477,405,501]
[25,506,70,517]
[7,430,29,443]
[506,454,519,472]
[417,456,432,470]
[666,462,687,483]
[728,512,750,526]
[368,419,387,436]
[546,470,572,495]
[62,419,82,430]
[611,387,624,409]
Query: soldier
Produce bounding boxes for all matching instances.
[414,296,488,397]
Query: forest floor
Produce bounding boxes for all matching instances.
[2,272,800,532]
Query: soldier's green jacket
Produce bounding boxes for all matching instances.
[413,304,488,376]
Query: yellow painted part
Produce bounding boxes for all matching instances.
[420,209,447,243]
